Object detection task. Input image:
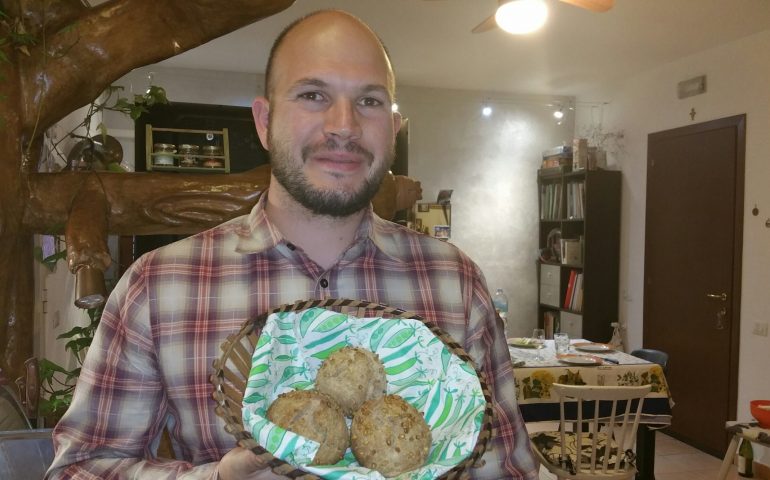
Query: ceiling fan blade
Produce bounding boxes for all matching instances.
[472,13,498,33]
[558,0,614,12]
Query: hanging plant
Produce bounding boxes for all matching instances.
[38,306,102,418]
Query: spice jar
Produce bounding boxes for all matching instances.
[153,143,176,166]
[178,144,200,167]
[201,145,224,168]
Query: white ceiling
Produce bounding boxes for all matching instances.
[158,0,770,97]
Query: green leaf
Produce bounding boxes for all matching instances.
[97,122,108,139]
[64,337,92,353]
[129,105,149,121]
[39,358,69,374]
[56,326,88,339]
[106,162,128,172]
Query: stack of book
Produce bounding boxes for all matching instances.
[566,182,586,219]
[563,269,584,312]
[540,145,572,171]
[540,183,563,220]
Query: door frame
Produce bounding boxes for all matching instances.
[643,114,745,445]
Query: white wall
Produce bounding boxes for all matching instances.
[395,86,574,336]
[574,28,770,447]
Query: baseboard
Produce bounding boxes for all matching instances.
[755,461,770,480]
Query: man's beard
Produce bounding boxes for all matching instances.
[269,135,393,217]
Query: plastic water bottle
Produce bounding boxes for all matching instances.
[493,288,509,330]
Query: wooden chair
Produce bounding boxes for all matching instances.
[529,384,652,479]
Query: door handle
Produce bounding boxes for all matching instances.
[706,292,727,301]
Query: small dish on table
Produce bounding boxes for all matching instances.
[507,337,545,349]
[556,353,604,366]
[573,342,615,353]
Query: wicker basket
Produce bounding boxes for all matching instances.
[211,298,494,479]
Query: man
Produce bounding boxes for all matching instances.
[47,10,538,480]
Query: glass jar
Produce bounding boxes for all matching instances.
[201,145,224,168]
[153,143,176,166]
[178,144,200,167]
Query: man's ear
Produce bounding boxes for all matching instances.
[252,97,270,151]
[392,111,403,140]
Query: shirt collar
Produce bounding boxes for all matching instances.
[234,193,284,254]
[235,192,405,264]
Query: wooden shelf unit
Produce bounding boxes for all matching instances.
[536,168,621,342]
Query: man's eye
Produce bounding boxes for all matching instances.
[298,92,325,102]
[359,97,384,107]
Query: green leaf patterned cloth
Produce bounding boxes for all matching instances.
[242,308,485,479]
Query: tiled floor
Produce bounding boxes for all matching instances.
[652,433,736,480]
[533,429,738,480]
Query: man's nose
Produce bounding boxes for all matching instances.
[323,99,362,140]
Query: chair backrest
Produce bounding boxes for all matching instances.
[0,429,54,480]
[630,348,669,373]
[552,383,652,476]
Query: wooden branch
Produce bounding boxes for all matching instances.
[24,167,271,236]
[24,168,421,238]
[18,0,295,138]
[65,174,111,272]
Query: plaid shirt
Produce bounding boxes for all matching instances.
[48,194,538,480]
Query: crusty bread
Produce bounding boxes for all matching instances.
[351,394,432,477]
[266,389,349,465]
[315,346,387,417]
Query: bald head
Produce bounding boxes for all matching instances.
[264,10,396,101]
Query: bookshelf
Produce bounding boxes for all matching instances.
[537,168,621,342]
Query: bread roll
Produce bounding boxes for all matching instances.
[351,394,432,477]
[316,346,387,417]
[266,389,349,465]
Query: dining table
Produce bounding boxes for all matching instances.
[509,339,674,480]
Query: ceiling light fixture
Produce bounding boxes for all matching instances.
[482,104,493,117]
[391,103,399,113]
[495,0,549,35]
[553,108,564,120]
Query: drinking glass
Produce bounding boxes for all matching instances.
[554,332,570,354]
[532,328,546,342]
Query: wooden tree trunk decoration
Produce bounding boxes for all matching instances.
[0,0,423,383]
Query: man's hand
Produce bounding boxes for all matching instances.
[218,447,287,479]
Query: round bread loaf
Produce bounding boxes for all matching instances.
[266,389,349,465]
[351,394,432,477]
[315,346,387,417]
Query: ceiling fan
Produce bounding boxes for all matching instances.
[459,0,614,34]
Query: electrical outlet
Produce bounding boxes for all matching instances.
[753,322,768,337]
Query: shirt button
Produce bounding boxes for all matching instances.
[319,278,329,288]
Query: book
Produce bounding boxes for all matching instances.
[572,273,584,312]
[563,270,577,309]
[544,311,556,339]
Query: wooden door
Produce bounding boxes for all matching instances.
[643,115,745,457]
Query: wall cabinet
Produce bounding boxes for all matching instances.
[537,168,621,342]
